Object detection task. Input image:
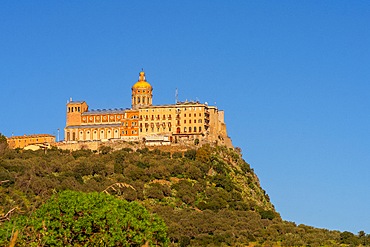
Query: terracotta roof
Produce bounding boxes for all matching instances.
[82,108,127,115]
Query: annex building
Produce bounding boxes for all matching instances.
[64,71,232,147]
[7,134,55,149]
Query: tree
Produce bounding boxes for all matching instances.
[340,231,359,246]
[172,152,183,159]
[0,190,169,246]
[99,145,113,155]
[0,132,8,154]
[184,149,196,160]
[358,230,367,245]
[195,144,212,164]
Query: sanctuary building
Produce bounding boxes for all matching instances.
[64,71,232,147]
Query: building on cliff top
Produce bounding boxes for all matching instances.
[64,71,232,147]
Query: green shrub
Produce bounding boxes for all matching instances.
[0,190,168,246]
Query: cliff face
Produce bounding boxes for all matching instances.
[191,144,274,211]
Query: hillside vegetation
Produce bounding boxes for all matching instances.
[0,141,368,246]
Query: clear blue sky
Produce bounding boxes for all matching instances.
[1,1,369,234]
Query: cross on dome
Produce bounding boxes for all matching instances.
[139,71,146,81]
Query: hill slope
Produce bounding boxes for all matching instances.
[0,144,366,246]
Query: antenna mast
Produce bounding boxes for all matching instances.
[175,88,178,103]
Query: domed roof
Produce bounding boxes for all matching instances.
[132,71,152,89]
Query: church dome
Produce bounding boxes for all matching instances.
[132,71,152,89]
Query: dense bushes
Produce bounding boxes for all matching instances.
[0,190,168,246]
[0,145,367,246]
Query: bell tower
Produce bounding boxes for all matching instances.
[65,99,88,141]
[66,100,88,127]
[131,71,153,109]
